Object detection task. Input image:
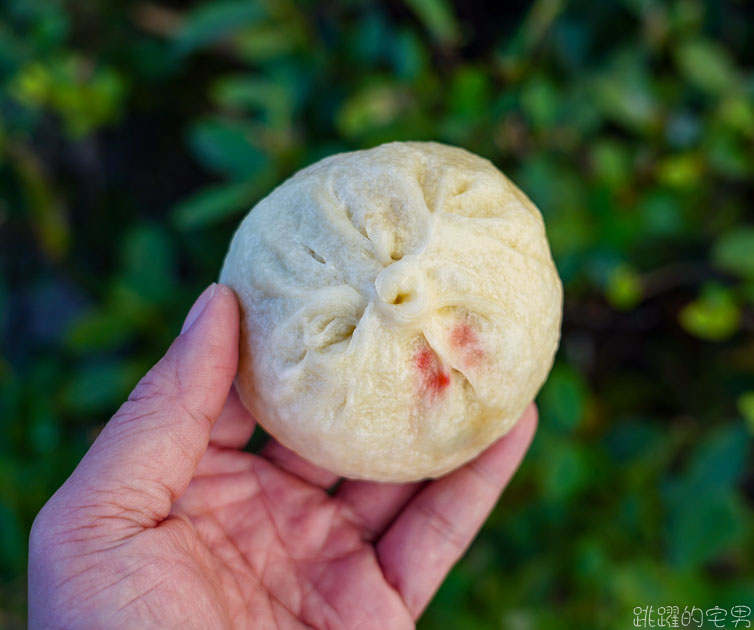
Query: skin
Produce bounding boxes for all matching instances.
[28,283,538,629]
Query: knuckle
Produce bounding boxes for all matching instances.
[415,500,468,551]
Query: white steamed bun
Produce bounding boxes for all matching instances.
[220,141,562,482]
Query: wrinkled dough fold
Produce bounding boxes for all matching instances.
[220,141,562,482]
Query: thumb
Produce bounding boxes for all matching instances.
[60,283,239,528]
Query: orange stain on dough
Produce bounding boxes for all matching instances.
[414,346,450,398]
[450,322,484,366]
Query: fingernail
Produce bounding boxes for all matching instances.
[181,283,217,334]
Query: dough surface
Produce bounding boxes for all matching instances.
[220,141,562,482]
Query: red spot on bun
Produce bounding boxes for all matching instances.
[450,322,474,347]
[414,346,450,400]
[450,322,484,367]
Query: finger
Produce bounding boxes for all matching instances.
[335,481,424,541]
[58,283,239,528]
[260,438,340,489]
[376,404,538,619]
[208,384,256,449]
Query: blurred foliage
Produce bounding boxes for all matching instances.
[1,0,753,627]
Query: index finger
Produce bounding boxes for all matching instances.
[375,404,538,619]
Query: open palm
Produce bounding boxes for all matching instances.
[29,285,537,629]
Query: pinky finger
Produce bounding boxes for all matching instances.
[376,404,538,619]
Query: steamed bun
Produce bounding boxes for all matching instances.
[220,141,562,482]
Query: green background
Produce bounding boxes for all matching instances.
[1,0,753,627]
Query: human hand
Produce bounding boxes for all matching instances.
[28,283,537,629]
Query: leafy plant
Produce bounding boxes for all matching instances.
[1,0,753,627]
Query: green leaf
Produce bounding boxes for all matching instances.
[211,76,291,129]
[402,0,459,45]
[591,140,630,188]
[675,40,737,94]
[520,0,565,52]
[704,132,751,179]
[336,84,405,138]
[12,56,126,138]
[11,142,68,259]
[54,64,125,138]
[65,309,135,352]
[665,111,700,149]
[172,181,258,229]
[213,76,286,111]
[63,361,143,413]
[120,224,175,302]
[687,424,750,489]
[448,67,490,120]
[678,285,740,341]
[389,29,426,80]
[603,420,662,463]
[189,118,267,179]
[9,61,51,106]
[667,489,747,568]
[0,503,25,573]
[737,392,754,435]
[638,191,684,237]
[606,264,642,310]
[537,364,587,433]
[664,424,750,568]
[541,440,590,500]
[28,397,60,454]
[712,228,754,278]
[656,153,702,189]
[717,96,754,136]
[593,54,659,133]
[174,1,265,53]
[233,22,302,62]
[521,76,558,129]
